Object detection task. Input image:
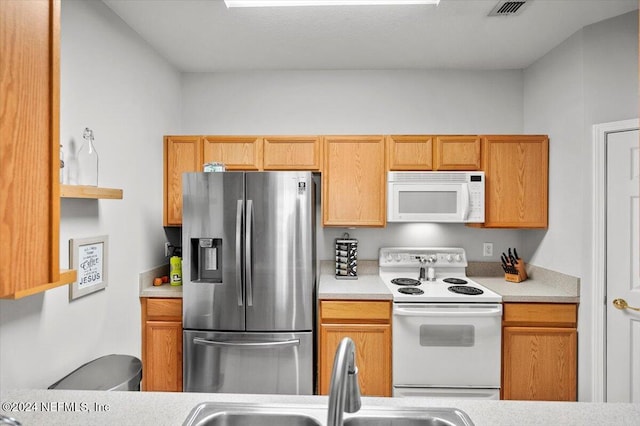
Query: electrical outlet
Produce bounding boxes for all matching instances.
[164,242,171,257]
[483,242,493,257]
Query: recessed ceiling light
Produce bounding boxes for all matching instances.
[224,0,440,7]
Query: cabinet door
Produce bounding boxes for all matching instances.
[263,136,321,170]
[141,298,183,392]
[387,135,433,170]
[502,326,577,401]
[323,136,386,227]
[164,136,202,227]
[434,136,481,170]
[0,0,61,298]
[144,320,183,392]
[318,324,391,397]
[481,135,548,228]
[203,136,263,170]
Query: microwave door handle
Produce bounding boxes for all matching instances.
[235,199,243,307]
[461,184,471,221]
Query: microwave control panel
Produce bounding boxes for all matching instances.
[467,176,485,222]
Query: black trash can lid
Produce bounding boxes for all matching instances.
[49,354,142,391]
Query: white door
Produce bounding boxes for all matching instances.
[606,128,640,402]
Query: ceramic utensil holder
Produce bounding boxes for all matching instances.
[335,233,357,280]
[505,259,527,283]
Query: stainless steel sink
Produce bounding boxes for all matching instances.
[182,402,474,426]
[189,412,322,426]
[344,407,474,426]
[183,403,326,426]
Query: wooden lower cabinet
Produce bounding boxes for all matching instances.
[318,300,392,396]
[141,297,183,392]
[502,303,577,401]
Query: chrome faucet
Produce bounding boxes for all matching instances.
[327,337,362,426]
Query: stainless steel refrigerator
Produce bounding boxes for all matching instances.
[182,171,316,394]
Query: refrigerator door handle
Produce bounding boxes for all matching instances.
[193,337,300,349]
[245,199,254,307]
[235,199,243,306]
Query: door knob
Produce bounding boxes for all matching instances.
[612,298,640,312]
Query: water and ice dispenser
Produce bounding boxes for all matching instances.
[190,238,222,282]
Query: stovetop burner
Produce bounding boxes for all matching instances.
[391,277,421,286]
[443,277,468,285]
[398,287,424,295]
[448,285,484,295]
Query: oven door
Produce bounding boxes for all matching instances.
[393,303,502,389]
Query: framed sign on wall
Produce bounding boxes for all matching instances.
[69,235,109,301]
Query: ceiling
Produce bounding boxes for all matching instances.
[102,0,638,72]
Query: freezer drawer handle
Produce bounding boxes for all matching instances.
[394,307,502,317]
[193,337,300,349]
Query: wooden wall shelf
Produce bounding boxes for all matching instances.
[60,185,123,199]
[1,269,77,300]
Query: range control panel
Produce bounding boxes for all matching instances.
[379,247,467,268]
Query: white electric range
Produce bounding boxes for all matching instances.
[379,247,503,399]
[379,247,501,303]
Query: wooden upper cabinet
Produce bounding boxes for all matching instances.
[0,0,64,298]
[164,136,202,227]
[323,136,386,227]
[481,135,549,228]
[387,135,433,170]
[434,136,481,170]
[263,136,321,170]
[203,136,262,170]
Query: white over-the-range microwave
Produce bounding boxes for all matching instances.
[387,171,485,223]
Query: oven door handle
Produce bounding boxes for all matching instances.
[394,307,502,317]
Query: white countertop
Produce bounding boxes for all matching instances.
[318,273,392,300]
[473,277,579,303]
[139,262,579,303]
[1,389,637,426]
[318,262,580,303]
[138,264,183,298]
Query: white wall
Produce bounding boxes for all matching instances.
[0,0,182,389]
[182,69,529,261]
[523,11,638,401]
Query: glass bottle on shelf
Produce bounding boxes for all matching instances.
[77,127,99,186]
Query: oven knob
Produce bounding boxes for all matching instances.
[446,254,454,262]
[393,253,401,262]
[455,254,463,262]
[385,253,392,262]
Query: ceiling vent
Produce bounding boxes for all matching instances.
[488,0,529,17]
